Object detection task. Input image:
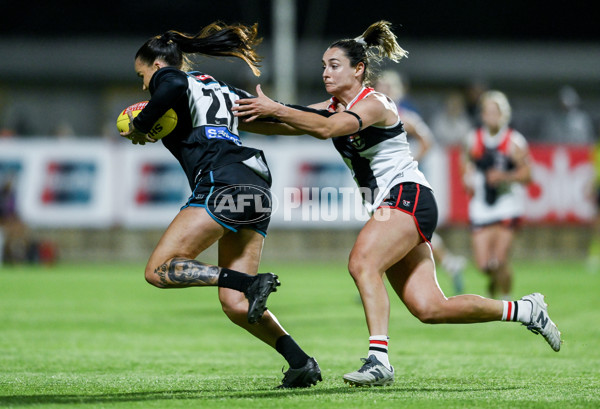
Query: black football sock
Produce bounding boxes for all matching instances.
[217,267,255,292]
[276,335,310,369]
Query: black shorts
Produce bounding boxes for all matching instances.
[182,162,272,236]
[379,182,438,242]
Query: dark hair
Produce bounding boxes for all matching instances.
[135,22,263,76]
[328,21,408,86]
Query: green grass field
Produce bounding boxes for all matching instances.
[1,258,598,408]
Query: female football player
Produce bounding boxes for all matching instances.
[233,20,562,387]
[120,22,320,389]
[461,90,531,300]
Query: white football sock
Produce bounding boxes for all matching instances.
[368,335,391,370]
[502,300,533,323]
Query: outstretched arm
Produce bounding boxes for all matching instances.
[233,85,375,139]
[238,118,304,136]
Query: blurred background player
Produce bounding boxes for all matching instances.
[461,90,532,300]
[463,78,489,128]
[374,70,465,294]
[120,22,321,389]
[430,90,474,148]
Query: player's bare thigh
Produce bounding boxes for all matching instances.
[385,242,444,310]
[471,226,495,268]
[472,223,514,267]
[490,224,515,262]
[146,206,226,273]
[350,208,422,274]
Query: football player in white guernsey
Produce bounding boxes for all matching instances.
[461,90,531,300]
[120,22,321,389]
[234,21,562,386]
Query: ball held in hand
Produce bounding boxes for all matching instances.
[116,101,177,140]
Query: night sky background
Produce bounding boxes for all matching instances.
[1,0,597,42]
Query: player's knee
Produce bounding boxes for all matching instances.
[347,259,358,280]
[485,258,501,271]
[409,299,444,324]
[220,298,247,325]
[145,271,160,287]
[347,252,370,281]
[145,265,165,288]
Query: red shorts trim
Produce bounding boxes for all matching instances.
[378,182,438,243]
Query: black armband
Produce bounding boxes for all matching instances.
[284,103,335,117]
[343,110,363,131]
[256,117,283,123]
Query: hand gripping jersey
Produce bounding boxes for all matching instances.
[466,126,527,225]
[133,67,270,190]
[327,87,431,212]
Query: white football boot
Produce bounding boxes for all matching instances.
[343,355,395,387]
[521,293,562,352]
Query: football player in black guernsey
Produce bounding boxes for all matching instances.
[120,22,321,389]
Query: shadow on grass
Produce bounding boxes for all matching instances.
[0,384,523,405]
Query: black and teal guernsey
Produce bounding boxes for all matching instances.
[133,67,269,189]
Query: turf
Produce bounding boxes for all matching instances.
[0,258,598,408]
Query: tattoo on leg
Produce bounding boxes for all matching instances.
[155,263,169,287]
[154,257,221,288]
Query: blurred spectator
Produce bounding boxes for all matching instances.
[53,120,76,138]
[430,90,474,147]
[0,177,27,264]
[541,85,596,144]
[0,179,11,264]
[4,112,34,137]
[0,177,56,265]
[463,78,489,128]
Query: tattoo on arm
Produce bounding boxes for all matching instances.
[154,257,221,288]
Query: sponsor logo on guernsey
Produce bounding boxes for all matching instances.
[348,134,364,149]
[192,74,216,83]
[204,126,241,145]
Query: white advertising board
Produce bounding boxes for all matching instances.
[0,138,594,229]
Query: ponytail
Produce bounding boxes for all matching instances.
[136,22,263,76]
[329,20,407,86]
[358,20,408,63]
